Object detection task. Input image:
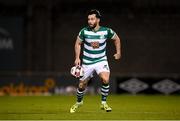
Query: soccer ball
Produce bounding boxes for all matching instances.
[70,65,84,78]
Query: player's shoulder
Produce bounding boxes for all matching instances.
[101,26,115,37]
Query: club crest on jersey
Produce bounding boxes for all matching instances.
[91,41,99,49]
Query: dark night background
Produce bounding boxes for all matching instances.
[0,0,180,75]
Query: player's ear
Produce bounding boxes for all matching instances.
[97,18,100,23]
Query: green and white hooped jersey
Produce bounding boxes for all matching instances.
[78,26,115,65]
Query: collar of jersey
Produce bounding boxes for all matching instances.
[88,26,101,33]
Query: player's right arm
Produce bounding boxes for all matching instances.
[74,36,82,66]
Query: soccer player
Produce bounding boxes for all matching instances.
[70,9,121,113]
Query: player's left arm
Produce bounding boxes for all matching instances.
[111,33,121,60]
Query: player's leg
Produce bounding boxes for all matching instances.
[70,65,94,113]
[70,79,89,113]
[99,72,112,112]
[95,61,112,112]
[99,72,110,104]
[76,79,88,103]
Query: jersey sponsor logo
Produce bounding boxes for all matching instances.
[90,41,99,49]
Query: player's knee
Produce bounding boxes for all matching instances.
[99,72,110,84]
[102,79,109,84]
[78,83,84,89]
[101,76,109,84]
[78,82,86,90]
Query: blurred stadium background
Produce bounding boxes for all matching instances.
[0,0,180,96]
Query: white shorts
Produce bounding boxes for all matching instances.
[80,61,110,81]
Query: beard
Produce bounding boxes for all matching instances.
[89,22,97,29]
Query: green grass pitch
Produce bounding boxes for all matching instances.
[0,94,180,120]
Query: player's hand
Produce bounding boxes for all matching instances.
[113,53,121,60]
[74,58,81,66]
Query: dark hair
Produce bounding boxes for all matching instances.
[87,9,101,19]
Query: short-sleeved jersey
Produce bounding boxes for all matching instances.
[78,26,116,65]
